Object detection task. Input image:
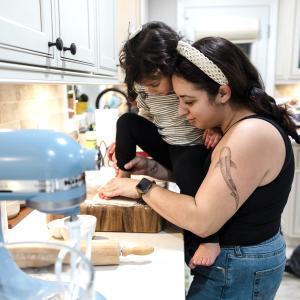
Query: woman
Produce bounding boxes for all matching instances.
[108,21,222,266]
[99,37,299,299]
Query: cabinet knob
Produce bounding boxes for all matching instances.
[63,43,77,55]
[48,38,64,51]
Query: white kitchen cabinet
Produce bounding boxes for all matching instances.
[282,143,300,238]
[0,0,96,73]
[0,0,56,68]
[0,0,123,81]
[55,0,96,72]
[276,0,300,83]
[95,0,117,76]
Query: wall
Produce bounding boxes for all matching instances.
[117,0,142,50]
[148,0,177,29]
[0,84,68,131]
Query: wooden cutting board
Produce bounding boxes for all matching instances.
[81,196,163,233]
[47,196,163,233]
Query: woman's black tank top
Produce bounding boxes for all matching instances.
[189,115,295,248]
[218,115,295,245]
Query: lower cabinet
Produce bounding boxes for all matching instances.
[282,144,300,238]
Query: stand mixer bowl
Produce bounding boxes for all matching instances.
[0,241,105,300]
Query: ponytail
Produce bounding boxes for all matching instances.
[247,86,300,143]
[119,46,138,102]
[174,37,300,143]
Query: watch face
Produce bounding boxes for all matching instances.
[136,178,154,194]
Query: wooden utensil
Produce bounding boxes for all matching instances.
[8,240,154,268]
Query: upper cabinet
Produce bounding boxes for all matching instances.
[0,0,126,82]
[0,0,96,72]
[276,0,300,83]
[55,0,96,72]
[95,0,117,75]
[0,0,56,68]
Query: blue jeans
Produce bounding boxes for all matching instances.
[187,232,286,300]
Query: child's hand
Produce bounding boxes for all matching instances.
[107,142,116,161]
[203,128,222,149]
[107,142,119,174]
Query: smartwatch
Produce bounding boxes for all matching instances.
[136,177,156,198]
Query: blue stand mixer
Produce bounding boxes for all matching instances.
[0,129,105,300]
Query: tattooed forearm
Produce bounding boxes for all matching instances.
[149,160,159,176]
[215,146,239,210]
[147,159,173,181]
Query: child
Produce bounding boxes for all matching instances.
[105,21,221,267]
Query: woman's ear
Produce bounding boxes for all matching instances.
[216,85,231,104]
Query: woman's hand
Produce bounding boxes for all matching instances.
[203,128,223,149]
[124,156,173,181]
[124,156,150,175]
[98,178,140,199]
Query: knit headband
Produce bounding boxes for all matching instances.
[176,41,228,85]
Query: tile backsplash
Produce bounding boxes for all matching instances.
[0,84,68,131]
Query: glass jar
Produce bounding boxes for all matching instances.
[0,241,105,300]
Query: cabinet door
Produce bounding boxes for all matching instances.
[290,0,300,78]
[276,0,300,82]
[0,0,56,67]
[95,0,117,75]
[282,145,300,238]
[56,0,96,72]
[282,171,300,237]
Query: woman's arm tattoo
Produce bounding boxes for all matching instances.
[215,146,239,210]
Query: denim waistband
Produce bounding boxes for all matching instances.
[215,231,285,260]
[221,231,282,251]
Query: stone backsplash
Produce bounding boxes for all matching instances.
[0,84,68,131]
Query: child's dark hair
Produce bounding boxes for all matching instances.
[174,37,300,143]
[120,21,181,101]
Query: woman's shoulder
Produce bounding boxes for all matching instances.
[211,117,286,182]
[228,117,284,141]
[213,118,285,162]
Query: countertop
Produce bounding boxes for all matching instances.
[6,168,185,300]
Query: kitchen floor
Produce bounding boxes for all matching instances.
[275,245,300,300]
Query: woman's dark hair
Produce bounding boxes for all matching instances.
[174,37,300,143]
[119,21,181,101]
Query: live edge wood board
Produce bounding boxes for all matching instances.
[47,198,163,233]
